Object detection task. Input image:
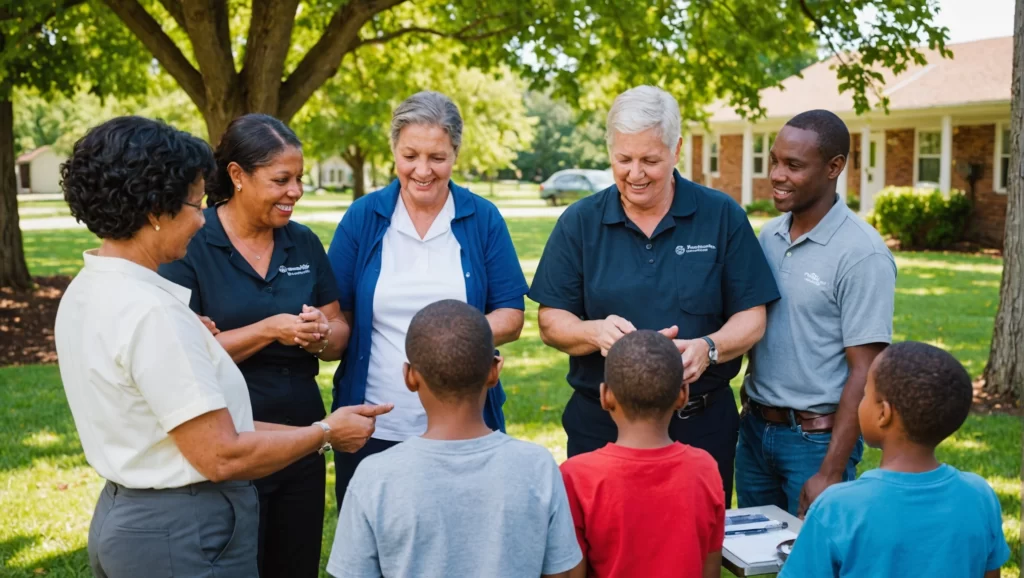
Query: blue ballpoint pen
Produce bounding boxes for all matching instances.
[725,521,789,536]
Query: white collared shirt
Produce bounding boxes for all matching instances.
[365,192,467,441]
[55,251,254,489]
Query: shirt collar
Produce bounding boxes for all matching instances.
[391,189,456,241]
[203,205,296,252]
[82,250,192,305]
[373,178,476,221]
[858,464,955,486]
[601,169,697,225]
[774,195,849,246]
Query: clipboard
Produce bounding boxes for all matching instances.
[722,505,804,576]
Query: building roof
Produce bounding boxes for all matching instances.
[706,36,1012,123]
[15,145,52,165]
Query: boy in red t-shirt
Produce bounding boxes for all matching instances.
[560,330,725,578]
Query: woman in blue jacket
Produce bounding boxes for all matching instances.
[327,91,528,510]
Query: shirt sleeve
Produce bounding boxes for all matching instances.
[984,485,1011,571]
[125,304,227,432]
[327,487,382,578]
[310,229,342,308]
[778,510,840,578]
[559,463,590,561]
[157,256,201,313]
[483,208,529,312]
[837,252,897,347]
[544,461,584,575]
[528,210,585,317]
[722,204,781,317]
[327,209,361,312]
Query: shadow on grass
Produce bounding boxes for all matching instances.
[0,536,89,578]
[0,365,86,472]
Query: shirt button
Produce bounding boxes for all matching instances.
[786,251,792,257]
[465,272,471,278]
[282,368,289,375]
[646,243,652,250]
[648,258,655,264]
[264,286,272,293]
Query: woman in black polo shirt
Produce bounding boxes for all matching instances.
[160,114,356,578]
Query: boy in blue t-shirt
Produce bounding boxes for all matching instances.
[780,341,1010,578]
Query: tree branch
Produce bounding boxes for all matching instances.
[797,0,850,69]
[156,0,186,31]
[797,0,887,108]
[179,0,236,106]
[355,12,513,47]
[278,0,409,122]
[101,0,206,110]
[240,0,299,113]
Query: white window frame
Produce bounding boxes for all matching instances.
[914,128,942,188]
[995,121,1010,194]
[707,135,720,178]
[752,132,775,178]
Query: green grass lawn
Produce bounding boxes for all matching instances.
[16,181,552,222]
[1,215,1019,577]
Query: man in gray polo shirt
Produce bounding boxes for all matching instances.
[737,110,896,517]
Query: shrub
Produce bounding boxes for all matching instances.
[846,195,860,212]
[745,199,781,217]
[872,187,972,249]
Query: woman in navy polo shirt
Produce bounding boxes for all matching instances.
[159,114,378,578]
[327,91,529,511]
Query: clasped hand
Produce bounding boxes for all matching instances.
[595,317,710,384]
[266,305,330,352]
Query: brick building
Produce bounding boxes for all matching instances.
[679,37,1012,248]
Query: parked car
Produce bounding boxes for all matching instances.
[539,169,615,206]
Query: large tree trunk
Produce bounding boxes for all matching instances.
[983,0,1024,399]
[0,97,33,290]
[343,147,367,200]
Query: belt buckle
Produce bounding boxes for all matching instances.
[675,393,709,420]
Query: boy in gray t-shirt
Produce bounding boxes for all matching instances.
[327,300,582,578]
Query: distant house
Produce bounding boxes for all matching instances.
[316,156,374,189]
[683,36,1011,248]
[16,146,64,195]
[318,156,356,188]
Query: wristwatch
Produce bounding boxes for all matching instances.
[701,336,718,365]
[313,421,332,455]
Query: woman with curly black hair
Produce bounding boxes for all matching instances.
[54,116,392,578]
[159,113,355,578]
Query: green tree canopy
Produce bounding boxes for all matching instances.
[294,35,534,198]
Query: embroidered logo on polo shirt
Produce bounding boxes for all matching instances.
[804,272,828,287]
[679,244,716,254]
[280,264,311,276]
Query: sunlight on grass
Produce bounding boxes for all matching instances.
[20,431,63,449]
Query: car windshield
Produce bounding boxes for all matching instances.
[592,173,615,189]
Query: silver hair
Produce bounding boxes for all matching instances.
[605,86,681,151]
[390,91,463,154]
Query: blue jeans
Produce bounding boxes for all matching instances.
[735,406,863,515]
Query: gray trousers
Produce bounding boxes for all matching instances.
[88,479,259,577]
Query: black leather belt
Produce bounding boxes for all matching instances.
[675,388,720,420]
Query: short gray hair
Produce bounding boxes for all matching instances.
[390,91,463,154]
[606,86,681,151]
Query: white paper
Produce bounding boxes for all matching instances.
[724,529,797,565]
